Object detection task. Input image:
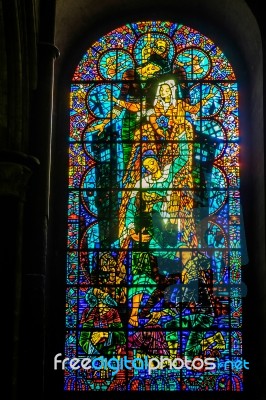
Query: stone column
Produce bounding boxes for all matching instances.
[15,1,59,397]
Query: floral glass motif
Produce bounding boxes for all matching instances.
[66,21,244,392]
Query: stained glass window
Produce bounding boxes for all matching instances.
[64,20,246,392]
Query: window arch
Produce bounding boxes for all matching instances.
[64,20,247,393]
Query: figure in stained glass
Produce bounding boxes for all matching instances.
[66,20,243,392]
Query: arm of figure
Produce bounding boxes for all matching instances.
[145,308,177,326]
[114,97,142,112]
[182,87,216,114]
[90,331,109,346]
[106,88,141,112]
[86,117,111,136]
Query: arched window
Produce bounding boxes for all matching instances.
[64,20,247,392]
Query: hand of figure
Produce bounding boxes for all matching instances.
[86,120,107,136]
[145,311,165,325]
[96,121,108,136]
[93,287,107,299]
[156,128,165,137]
[91,331,108,345]
[129,227,151,242]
